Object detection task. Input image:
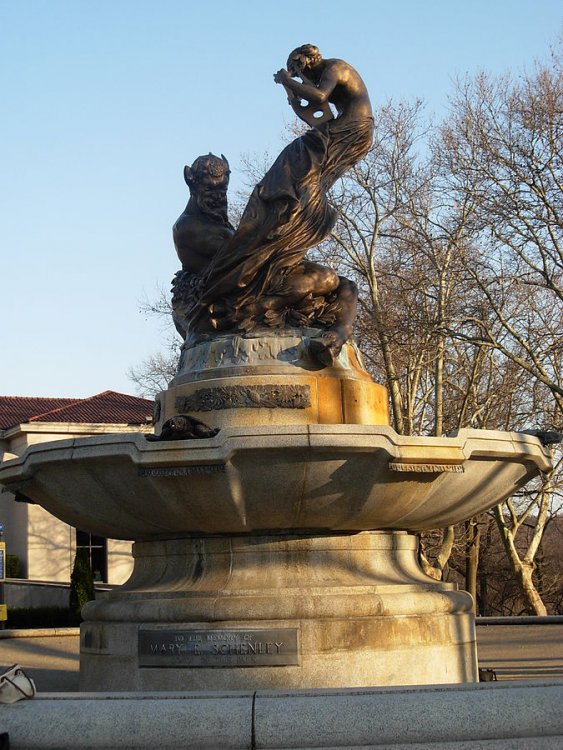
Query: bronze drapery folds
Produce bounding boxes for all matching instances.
[172,44,373,365]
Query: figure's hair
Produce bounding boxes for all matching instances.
[190,153,230,181]
[287,44,322,74]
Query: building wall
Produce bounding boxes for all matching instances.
[5,580,116,608]
[5,580,74,608]
[27,504,75,582]
[0,491,29,575]
[0,423,145,586]
[107,539,134,585]
[0,491,134,585]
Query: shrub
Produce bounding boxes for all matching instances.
[6,554,20,578]
[6,606,74,628]
[69,549,95,618]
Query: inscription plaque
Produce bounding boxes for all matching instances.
[138,628,299,667]
[388,462,465,473]
[138,465,226,478]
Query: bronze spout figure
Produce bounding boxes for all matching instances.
[172,44,373,365]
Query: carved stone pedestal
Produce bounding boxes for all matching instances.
[80,531,477,691]
[155,330,390,430]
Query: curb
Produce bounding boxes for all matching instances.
[0,628,80,639]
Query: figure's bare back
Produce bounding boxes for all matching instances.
[320,59,372,120]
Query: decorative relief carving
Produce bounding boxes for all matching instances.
[176,384,311,411]
[389,462,465,474]
[178,333,301,374]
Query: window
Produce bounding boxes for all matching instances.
[75,529,107,582]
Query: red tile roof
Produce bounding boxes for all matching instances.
[0,397,78,430]
[0,391,153,429]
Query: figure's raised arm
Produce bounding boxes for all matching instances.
[273,66,339,106]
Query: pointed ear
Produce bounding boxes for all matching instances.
[184,165,194,185]
[221,154,230,171]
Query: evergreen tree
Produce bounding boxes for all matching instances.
[69,548,95,620]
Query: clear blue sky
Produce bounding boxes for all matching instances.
[1,1,560,398]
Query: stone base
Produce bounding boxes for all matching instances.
[80,531,478,691]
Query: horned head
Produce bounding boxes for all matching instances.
[183,153,231,192]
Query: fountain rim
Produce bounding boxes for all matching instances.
[0,423,552,479]
[0,424,552,539]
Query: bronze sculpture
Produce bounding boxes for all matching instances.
[171,154,234,338]
[172,44,373,365]
[173,154,234,276]
[145,415,219,441]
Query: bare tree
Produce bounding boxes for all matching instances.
[127,351,178,398]
[432,47,563,612]
[439,50,563,416]
[127,289,180,397]
[490,451,562,615]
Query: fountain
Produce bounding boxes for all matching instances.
[0,44,551,692]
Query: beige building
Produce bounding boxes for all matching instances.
[0,391,153,590]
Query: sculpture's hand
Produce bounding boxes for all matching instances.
[273,68,292,85]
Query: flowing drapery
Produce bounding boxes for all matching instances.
[197,115,374,314]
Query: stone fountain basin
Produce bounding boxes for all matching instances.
[0,425,550,539]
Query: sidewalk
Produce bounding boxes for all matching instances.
[477,621,563,680]
[0,629,79,691]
